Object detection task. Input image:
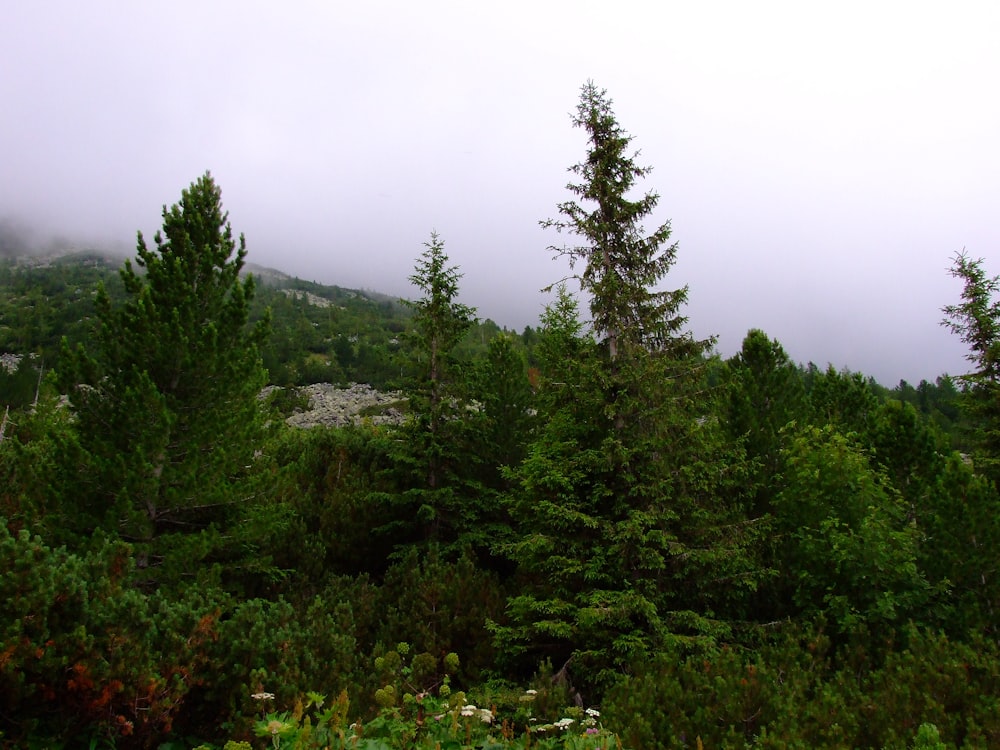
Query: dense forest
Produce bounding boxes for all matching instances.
[2,84,999,749]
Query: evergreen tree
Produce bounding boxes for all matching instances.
[725,329,806,482]
[404,232,477,429]
[863,398,1000,635]
[390,232,479,548]
[470,332,534,490]
[942,251,1000,487]
[722,330,806,602]
[57,172,271,586]
[806,365,880,436]
[0,354,42,412]
[497,85,759,691]
[542,82,698,369]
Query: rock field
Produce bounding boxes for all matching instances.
[282,382,406,428]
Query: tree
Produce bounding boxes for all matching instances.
[806,365,880,436]
[943,252,1000,383]
[389,232,479,548]
[771,425,929,634]
[942,251,1000,487]
[470,332,534,490]
[0,354,42,412]
[542,81,698,369]
[404,232,477,425]
[57,172,271,586]
[724,330,805,495]
[497,85,760,692]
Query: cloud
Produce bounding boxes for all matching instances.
[1,1,995,384]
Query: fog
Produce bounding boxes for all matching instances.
[4,1,997,384]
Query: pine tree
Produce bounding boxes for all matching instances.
[724,330,806,510]
[57,172,270,586]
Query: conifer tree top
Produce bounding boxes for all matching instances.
[542,82,693,360]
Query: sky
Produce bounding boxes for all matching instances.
[3,1,998,385]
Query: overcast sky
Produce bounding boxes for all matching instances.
[3,1,997,384]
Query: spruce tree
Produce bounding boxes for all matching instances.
[469,332,534,491]
[497,85,760,692]
[391,232,479,548]
[942,251,1000,488]
[58,172,270,586]
[542,80,700,369]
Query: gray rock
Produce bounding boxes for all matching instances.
[284,382,406,428]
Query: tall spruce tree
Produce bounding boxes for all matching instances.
[497,85,760,692]
[542,82,702,369]
[391,232,479,549]
[58,172,270,586]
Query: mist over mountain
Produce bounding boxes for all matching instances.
[0,215,132,263]
[0,218,36,259]
[0,217,974,386]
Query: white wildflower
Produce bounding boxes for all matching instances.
[585,707,600,717]
[251,692,275,701]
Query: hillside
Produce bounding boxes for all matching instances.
[0,250,513,396]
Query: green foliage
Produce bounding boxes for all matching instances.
[890,376,963,445]
[404,231,477,393]
[0,522,226,747]
[499,87,762,694]
[0,252,124,364]
[0,353,41,411]
[724,330,804,486]
[470,332,535,488]
[912,724,947,750]
[0,389,83,538]
[942,251,1000,488]
[376,546,505,681]
[266,424,400,584]
[242,685,618,750]
[806,364,881,435]
[0,250,429,394]
[542,81,695,364]
[605,621,1000,749]
[197,594,359,740]
[907,449,1000,636]
[55,173,272,588]
[604,642,772,749]
[251,280,411,389]
[772,425,929,633]
[7,87,1000,750]
[388,232,482,550]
